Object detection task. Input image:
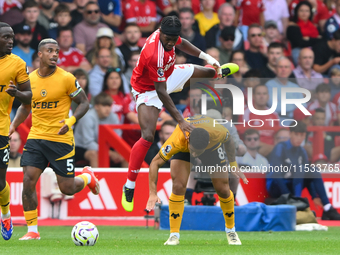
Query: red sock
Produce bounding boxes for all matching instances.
[204,64,218,79]
[127,137,152,182]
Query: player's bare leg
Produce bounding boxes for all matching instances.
[0,167,13,240]
[20,166,43,240]
[122,104,160,212]
[164,159,191,245]
[211,172,242,245]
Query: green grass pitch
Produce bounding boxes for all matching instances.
[1,226,340,255]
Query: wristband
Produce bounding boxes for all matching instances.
[199,51,210,61]
[65,116,76,129]
[229,161,238,168]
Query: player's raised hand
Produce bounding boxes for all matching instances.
[231,166,249,185]
[146,194,161,212]
[8,124,16,139]
[58,119,69,135]
[5,81,17,97]
[178,119,194,139]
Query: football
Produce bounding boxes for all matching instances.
[71,221,99,246]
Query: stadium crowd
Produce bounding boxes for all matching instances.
[3,0,340,213]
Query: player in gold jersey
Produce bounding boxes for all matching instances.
[10,39,99,240]
[146,115,248,246]
[0,22,32,241]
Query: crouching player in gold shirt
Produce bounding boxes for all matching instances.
[146,115,248,246]
[10,39,99,240]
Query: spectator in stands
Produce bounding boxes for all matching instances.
[123,0,157,38]
[289,0,330,32]
[261,42,285,78]
[266,57,303,120]
[70,0,89,27]
[124,51,140,89]
[0,2,24,26]
[72,68,90,113]
[263,20,282,46]
[38,0,58,30]
[294,107,312,126]
[74,92,122,168]
[205,47,220,63]
[195,0,219,36]
[144,120,177,167]
[267,122,340,220]
[217,26,235,64]
[293,47,323,90]
[329,67,340,97]
[244,24,268,70]
[263,0,289,36]
[308,83,337,126]
[48,3,71,39]
[0,0,22,15]
[102,68,132,123]
[57,26,91,72]
[179,7,206,65]
[98,0,122,28]
[239,84,280,156]
[228,50,249,89]
[287,1,323,65]
[118,23,142,71]
[8,131,21,168]
[205,3,244,50]
[88,48,113,97]
[274,128,290,145]
[222,104,233,121]
[242,68,262,104]
[31,51,40,72]
[12,24,35,68]
[325,0,340,40]
[74,1,109,53]
[15,0,49,50]
[312,29,340,75]
[182,87,202,118]
[236,129,269,172]
[235,0,265,40]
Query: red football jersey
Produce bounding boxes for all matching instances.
[289,0,330,25]
[236,0,265,26]
[238,107,280,145]
[124,0,157,27]
[58,47,88,67]
[131,29,182,93]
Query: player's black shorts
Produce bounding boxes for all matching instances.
[0,135,10,169]
[172,143,227,166]
[21,139,75,177]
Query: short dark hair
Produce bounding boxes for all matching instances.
[243,69,262,78]
[23,0,39,11]
[315,83,331,93]
[190,128,210,150]
[253,84,267,94]
[229,50,244,62]
[179,7,194,17]
[124,23,141,31]
[160,16,182,36]
[293,1,313,23]
[57,26,73,38]
[94,92,113,106]
[85,1,99,9]
[268,42,284,52]
[38,38,58,51]
[0,22,10,30]
[54,3,70,15]
[248,23,262,33]
[244,129,259,139]
[73,68,89,95]
[290,121,307,133]
[161,120,177,130]
[314,107,326,114]
[333,29,340,40]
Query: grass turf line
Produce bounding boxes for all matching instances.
[1,226,339,255]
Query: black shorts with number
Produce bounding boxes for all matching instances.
[0,135,10,169]
[172,143,227,166]
[21,139,75,177]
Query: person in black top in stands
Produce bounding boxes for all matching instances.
[244,24,267,69]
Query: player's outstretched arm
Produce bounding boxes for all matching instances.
[9,103,32,138]
[146,153,166,211]
[224,138,249,184]
[155,81,193,138]
[6,80,32,105]
[58,90,89,135]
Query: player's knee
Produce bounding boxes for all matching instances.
[172,181,186,195]
[142,133,154,143]
[23,174,37,190]
[59,185,75,196]
[215,184,230,198]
